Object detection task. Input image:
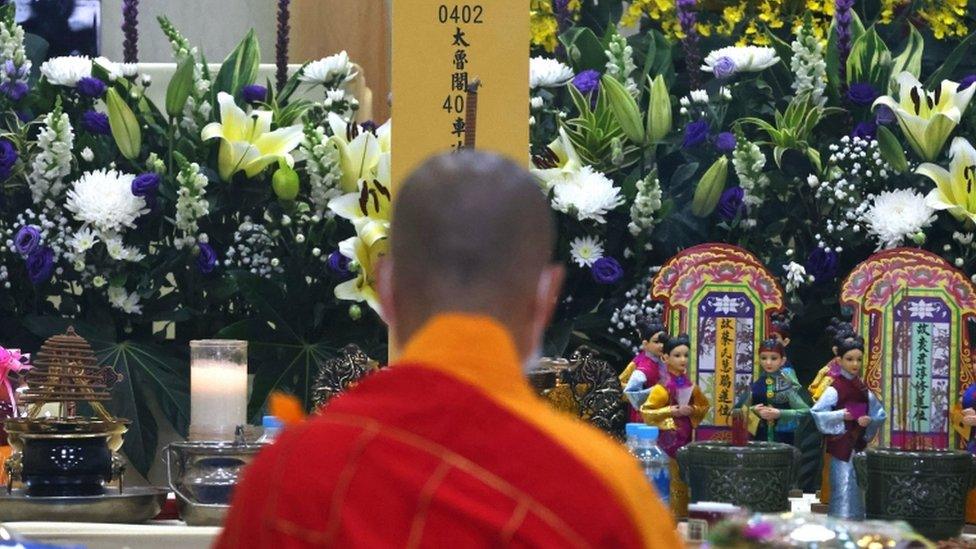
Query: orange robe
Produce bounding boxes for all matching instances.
[217,315,681,548]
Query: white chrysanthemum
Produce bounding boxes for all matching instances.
[40,55,92,86]
[108,285,142,314]
[530,57,573,89]
[783,262,808,292]
[65,170,148,234]
[689,89,709,104]
[103,235,145,262]
[702,46,779,75]
[864,189,935,250]
[94,57,137,81]
[66,227,98,255]
[300,51,356,85]
[550,166,624,224]
[569,236,605,267]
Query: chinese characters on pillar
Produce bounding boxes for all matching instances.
[715,318,736,426]
[439,5,483,152]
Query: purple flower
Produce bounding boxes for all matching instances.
[197,242,217,274]
[1,60,29,101]
[676,0,702,88]
[276,0,291,92]
[81,111,111,135]
[0,138,17,179]
[875,104,896,125]
[76,77,106,98]
[714,132,737,153]
[13,226,40,256]
[122,0,140,63]
[960,75,976,91]
[131,172,160,209]
[851,121,877,140]
[573,70,601,95]
[742,521,775,540]
[682,119,710,148]
[836,0,855,82]
[25,247,54,285]
[847,82,879,107]
[242,84,268,104]
[591,257,623,285]
[712,57,736,79]
[805,246,839,283]
[327,251,353,279]
[0,81,28,101]
[716,186,746,221]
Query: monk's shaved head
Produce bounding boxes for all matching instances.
[385,151,561,355]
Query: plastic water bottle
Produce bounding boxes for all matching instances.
[256,415,283,444]
[625,423,643,453]
[636,425,670,504]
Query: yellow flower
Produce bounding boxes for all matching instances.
[918,137,976,227]
[334,233,388,313]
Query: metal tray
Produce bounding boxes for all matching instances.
[175,495,229,527]
[0,486,166,523]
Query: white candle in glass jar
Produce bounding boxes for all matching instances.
[189,341,248,441]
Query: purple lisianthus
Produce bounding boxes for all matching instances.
[846,82,879,107]
[76,77,106,98]
[682,119,710,149]
[714,131,737,153]
[242,84,268,104]
[716,186,746,221]
[591,257,623,285]
[327,251,353,279]
[13,225,41,256]
[0,138,17,180]
[875,104,895,125]
[197,242,217,274]
[960,75,976,91]
[851,121,877,140]
[81,110,111,135]
[805,246,839,283]
[712,57,736,79]
[572,70,601,95]
[25,247,54,285]
[131,172,160,210]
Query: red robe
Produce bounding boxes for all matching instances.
[217,314,680,548]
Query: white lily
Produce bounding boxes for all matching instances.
[531,127,583,190]
[873,72,975,161]
[918,136,976,226]
[201,92,304,181]
[327,113,392,193]
[334,233,388,313]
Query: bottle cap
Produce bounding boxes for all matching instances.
[625,423,643,438]
[637,425,659,441]
[262,415,283,430]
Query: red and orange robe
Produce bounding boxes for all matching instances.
[217,315,681,548]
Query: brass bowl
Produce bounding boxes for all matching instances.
[5,416,128,452]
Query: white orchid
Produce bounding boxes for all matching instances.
[873,72,975,161]
[201,92,303,181]
[918,137,976,226]
[326,112,391,193]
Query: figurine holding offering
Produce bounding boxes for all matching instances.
[810,333,886,519]
[640,334,710,517]
[619,317,667,422]
[747,338,809,445]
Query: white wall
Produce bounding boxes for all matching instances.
[100,0,278,63]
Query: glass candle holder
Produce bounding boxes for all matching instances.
[189,340,247,441]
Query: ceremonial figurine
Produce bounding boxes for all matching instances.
[810,332,886,519]
[768,314,792,361]
[619,317,667,423]
[640,334,710,517]
[744,338,809,444]
[808,318,854,400]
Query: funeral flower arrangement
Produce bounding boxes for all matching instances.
[528,1,976,367]
[0,5,388,474]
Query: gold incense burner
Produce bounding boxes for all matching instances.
[3,327,128,497]
[529,348,628,436]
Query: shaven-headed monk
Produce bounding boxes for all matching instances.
[216,152,681,548]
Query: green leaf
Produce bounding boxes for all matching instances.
[106,88,142,160]
[277,61,311,104]
[212,29,261,100]
[889,25,923,93]
[846,27,891,91]
[165,56,196,118]
[558,27,608,72]
[926,31,976,88]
